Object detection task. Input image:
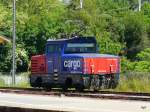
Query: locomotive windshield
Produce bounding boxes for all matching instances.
[64,43,96,54]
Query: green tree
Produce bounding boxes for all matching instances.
[122,12,149,59]
[0,0,150,72]
[17,0,66,56]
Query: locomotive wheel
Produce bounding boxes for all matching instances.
[106,78,111,89]
[109,74,119,89]
[62,84,68,91]
[43,84,51,91]
[75,84,84,92]
[43,87,51,91]
[62,78,73,91]
[99,76,108,89]
[29,76,36,87]
[35,77,42,88]
[90,75,100,91]
[110,80,118,89]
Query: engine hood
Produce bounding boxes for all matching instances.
[62,53,120,74]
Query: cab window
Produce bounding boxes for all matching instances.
[47,44,61,53]
[64,43,96,54]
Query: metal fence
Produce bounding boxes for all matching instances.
[121,72,150,79]
[0,72,29,86]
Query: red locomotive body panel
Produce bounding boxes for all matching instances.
[83,57,120,75]
[31,55,47,74]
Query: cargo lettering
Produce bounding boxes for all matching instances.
[64,60,81,70]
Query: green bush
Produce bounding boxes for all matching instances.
[134,61,150,72]
[16,45,29,72]
[0,44,29,72]
[121,48,150,73]
[134,48,150,72]
[136,48,150,61]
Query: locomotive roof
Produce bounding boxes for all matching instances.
[47,36,96,44]
[63,53,119,58]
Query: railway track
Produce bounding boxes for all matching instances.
[0,87,150,101]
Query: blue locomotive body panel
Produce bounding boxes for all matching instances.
[61,56,83,74]
[45,37,97,75]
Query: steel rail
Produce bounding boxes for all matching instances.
[0,87,150,101]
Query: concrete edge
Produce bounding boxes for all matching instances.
[0,106,67,112]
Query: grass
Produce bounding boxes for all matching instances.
[115,72,150,93]
[0,72,150,93]
[0,78,6,86]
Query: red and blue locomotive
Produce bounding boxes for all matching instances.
[30,37,120,91]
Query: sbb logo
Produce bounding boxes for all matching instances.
[64,60,81,70]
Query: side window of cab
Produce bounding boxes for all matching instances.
[47,44,62,53]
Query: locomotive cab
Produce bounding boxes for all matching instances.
[30,37,120,91]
